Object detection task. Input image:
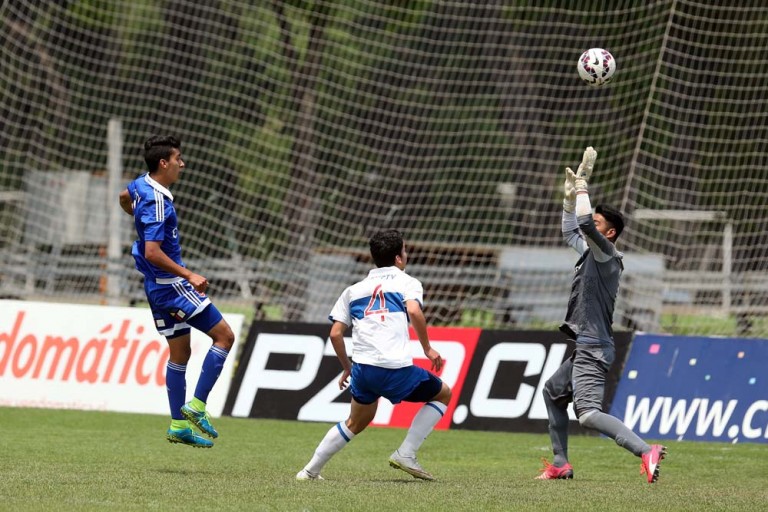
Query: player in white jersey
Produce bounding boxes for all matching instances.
[119,135,235,448]
[296,229,451,481]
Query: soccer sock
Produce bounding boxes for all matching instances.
[398,401,447,457]
[189,397,206,413]
[543,392,570,467]
[304,422,356,475]
[166,361,187,421]
[170,419,189,430]
[579,410,651,456]
[193,345,229,405]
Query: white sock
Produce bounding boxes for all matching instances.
[398,401,447,457]
[304,422,356,475]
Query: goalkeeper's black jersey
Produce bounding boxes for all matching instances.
[559,214,624,344]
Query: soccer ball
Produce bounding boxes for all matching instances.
[577,48,616,86]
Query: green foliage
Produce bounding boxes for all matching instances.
[660,312,768,338]
[2,407,767,511]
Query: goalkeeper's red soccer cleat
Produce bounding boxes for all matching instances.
[641,444,667,483]
[535,459,574,480]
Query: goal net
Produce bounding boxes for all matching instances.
[1,1,766,337]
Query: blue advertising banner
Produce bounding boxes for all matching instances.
[610,333,768,443]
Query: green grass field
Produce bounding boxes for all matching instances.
[2,407,766,511]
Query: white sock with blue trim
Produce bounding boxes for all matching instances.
[304,421,355,476]
[398,401,447,457]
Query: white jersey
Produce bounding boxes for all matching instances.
[329,266,424,369]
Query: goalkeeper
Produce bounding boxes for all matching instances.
[535,147,666,483]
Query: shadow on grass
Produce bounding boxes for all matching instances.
[368,478,434,484]
[151,467,215,476]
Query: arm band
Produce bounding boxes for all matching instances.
[575,191,592,217]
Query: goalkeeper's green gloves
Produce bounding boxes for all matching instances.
[563,167,577,212]
[574,146,597,193]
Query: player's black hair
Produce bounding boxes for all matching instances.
[143,135,181,173]
[369,229,404,267]
[595,204,625,241]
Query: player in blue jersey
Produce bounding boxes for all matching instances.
[296,229,451,481]
[119,135,235,448]
[536,147,666,483]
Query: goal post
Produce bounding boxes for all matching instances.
[633,209,733,312]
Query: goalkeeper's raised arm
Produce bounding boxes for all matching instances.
[571,146,623,261]
[560,146,623,261]
[560,146,596,255]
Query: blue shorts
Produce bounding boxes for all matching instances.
[144,279,223,339]
[350,363,442,405]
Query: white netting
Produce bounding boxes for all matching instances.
[1,1,767,336]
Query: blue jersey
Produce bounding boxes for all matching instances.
[126,173,185,282]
